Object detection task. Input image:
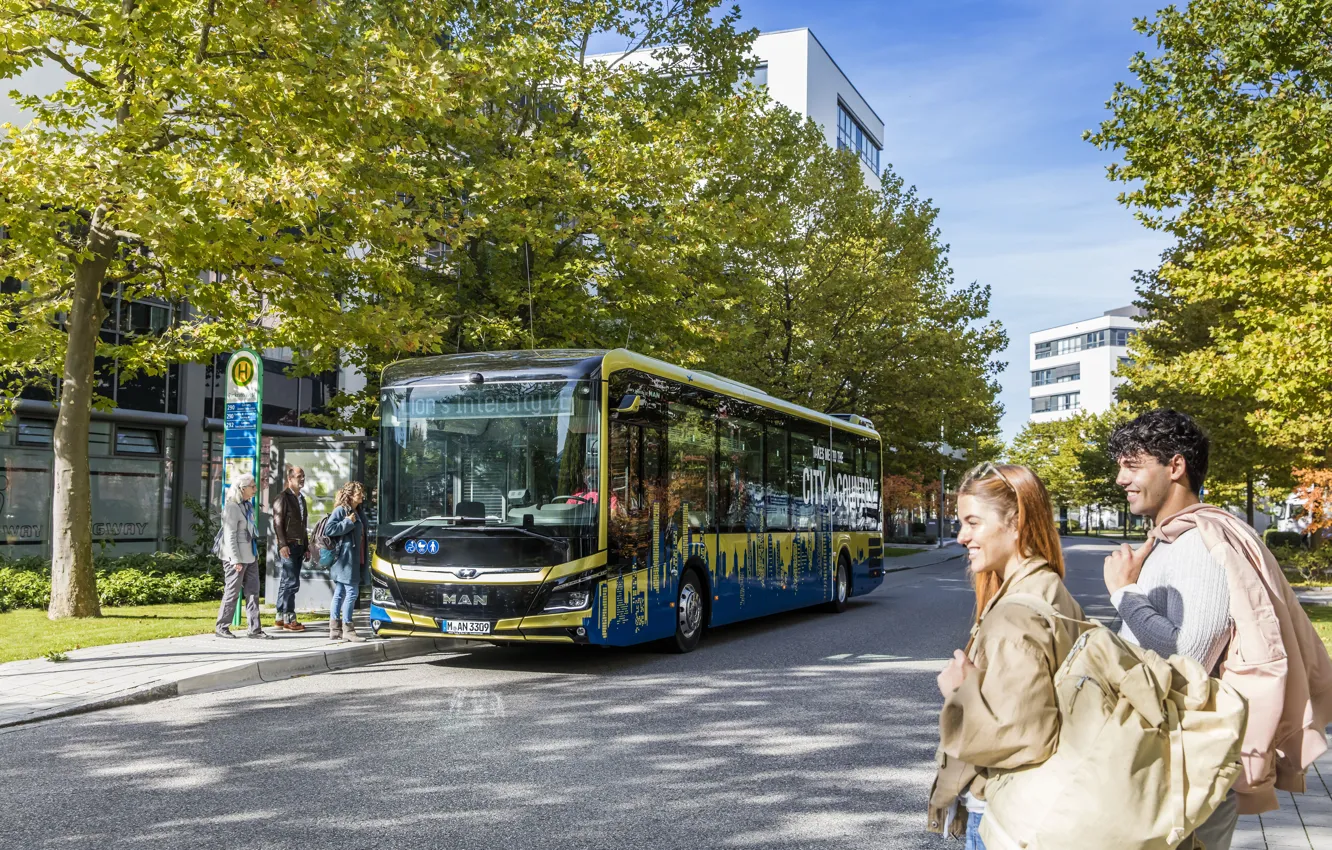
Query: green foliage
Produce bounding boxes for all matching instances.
[0,556,222,609]
[1265,530,1305,550]
[1088,0,1332,460]
[43,650,69,663]
[1009,407,1131,511]
[1271,545,1332,587]
[166,496,221,567]
[96,569,220,607]
[0,567,52,612]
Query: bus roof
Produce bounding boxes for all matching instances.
[380,348,879,439]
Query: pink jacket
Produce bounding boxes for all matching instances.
[1152,504,1332,814]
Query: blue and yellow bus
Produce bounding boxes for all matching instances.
[370,349,884,652]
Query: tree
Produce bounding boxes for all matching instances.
[313,2,761,428]
[1114,257,1300,521]
[1009,416,1090,517]
[683,103,1007,475]
[1087,0,1332,464]
[0,0,545,617]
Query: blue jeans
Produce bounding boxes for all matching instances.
[330,581,359,624]
[965,811,986,850]
[275,544,305,619]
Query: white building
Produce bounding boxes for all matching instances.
[594,28,885,185]
[750,29,883,185]
[1028,306,1143,423]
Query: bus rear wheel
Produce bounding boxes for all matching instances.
[825,555,851,613]
[671,570,705,653]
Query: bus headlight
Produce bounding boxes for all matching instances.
[543,588,591,612]
[371,585,397,607]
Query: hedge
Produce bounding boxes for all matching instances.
[0,552,224,612]
[1264,530,1305,550]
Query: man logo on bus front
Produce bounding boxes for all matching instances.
[456,568,478,579]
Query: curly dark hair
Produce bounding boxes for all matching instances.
[1107,409,1210,494]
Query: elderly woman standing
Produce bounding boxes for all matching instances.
[325,481,369,642]
[215,473,272,639]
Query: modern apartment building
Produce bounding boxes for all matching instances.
[1028,306,1144,423]
[596,28,885,185]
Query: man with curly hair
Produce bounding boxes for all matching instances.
[1104,409,1332,844]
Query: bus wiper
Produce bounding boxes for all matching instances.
[456,523,570,555]
[385,516,451,550]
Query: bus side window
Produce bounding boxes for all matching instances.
[718,416,763,533]
[765,427,790,531]
[789,430,819,530]
[668,401,715,532]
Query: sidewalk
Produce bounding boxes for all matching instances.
[1234,750,1332,849]
[882,541,965,573]
[0,614,462,729]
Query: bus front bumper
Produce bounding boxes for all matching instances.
[368,603,594,645]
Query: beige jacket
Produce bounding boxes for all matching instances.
[927,557,1085,836]
[1152,504,1332,814]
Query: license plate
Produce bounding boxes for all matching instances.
[440,619,491,635]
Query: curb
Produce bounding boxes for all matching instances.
[0,636,469,730]
[882,548,966,575]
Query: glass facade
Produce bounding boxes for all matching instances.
[837,103,881,174]
[1035,327,1136,360]
[1032,364,1080,387]
[1031,392,1081,414]
[0,419,173,556]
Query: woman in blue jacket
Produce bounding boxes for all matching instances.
[325,481,369,642]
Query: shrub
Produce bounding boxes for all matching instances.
[0,568,52,612]
[1272,545,1332,586]
[1265,530,1305,550]
[96,569,221,606]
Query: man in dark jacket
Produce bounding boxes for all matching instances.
[272,465,309,631]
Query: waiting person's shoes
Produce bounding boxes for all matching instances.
[215,628,238,639]
[247,630,275,640]
[329,620,342,640]
[342,623,365,642]
[286,621,306,632]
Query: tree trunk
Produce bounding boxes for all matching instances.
[48,209,114,620]
[1246,471,1255,527]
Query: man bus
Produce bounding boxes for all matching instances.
[370,349,885,652]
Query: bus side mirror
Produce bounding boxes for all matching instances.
[613,394,642,414]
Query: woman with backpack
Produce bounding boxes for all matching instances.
[926,463,1084,849]
[324,481,369,642]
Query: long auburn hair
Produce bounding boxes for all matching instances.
[957,463,1064,622]
[334,481,366,513]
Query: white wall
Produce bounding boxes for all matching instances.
[1029,313,1139,422]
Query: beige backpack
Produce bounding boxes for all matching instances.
[979,594,1247,850]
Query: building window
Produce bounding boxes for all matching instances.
[837,103,880,174]
[1110,328,1135,347]
[16,419,54,447]
[1034,330,1115,360]
[114,427,163,457]
[1032,364,1080,386]
[1032,392,1080,414]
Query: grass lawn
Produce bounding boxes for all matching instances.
[882,547,925,558]
[0,601,323,664]
[1304,604,1332,656]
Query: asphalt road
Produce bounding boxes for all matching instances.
[0,538,1127,849]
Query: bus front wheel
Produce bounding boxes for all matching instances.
[671,570,705,653]
[825,555,851,613]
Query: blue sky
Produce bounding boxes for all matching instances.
[730,0,1174,441]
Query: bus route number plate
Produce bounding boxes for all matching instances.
[440,619,491,636]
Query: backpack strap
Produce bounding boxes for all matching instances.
[994,592,1091,667]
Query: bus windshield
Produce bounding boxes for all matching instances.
[380,379,601,533]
